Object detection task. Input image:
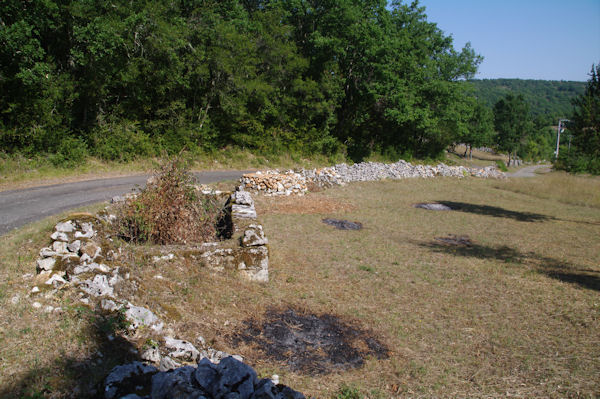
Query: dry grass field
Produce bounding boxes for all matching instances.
[0,173,599,398]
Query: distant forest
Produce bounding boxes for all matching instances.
[470,79,586,124]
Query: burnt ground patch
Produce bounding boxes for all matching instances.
[322,218,363,230]
[232,308,388,375]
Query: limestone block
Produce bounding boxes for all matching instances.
[52,241,68,254]
[79,274,114,297]
[125,303,159,330]
[50,231,69,242]
[67,240,81,253]
[233,190,254,206]
[241,224,268,247]
[36,257,56,271]
[231,204,257,219]
[39,247,57,258]
[164,337,200,362]
[55,221,75,233]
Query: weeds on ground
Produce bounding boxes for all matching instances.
[114,157,224,244]
[495,160,508,171]
[334,385,362,399]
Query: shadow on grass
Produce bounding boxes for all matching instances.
[417,240,600,292]
[436,201,554,223]
[0,306,140,399]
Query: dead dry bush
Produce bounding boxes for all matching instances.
[115,158,223,244]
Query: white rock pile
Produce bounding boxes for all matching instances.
[240,170,308,196]
[240,160,505,195]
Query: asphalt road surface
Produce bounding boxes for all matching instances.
[0,170,250,235]
[506,164,552,178]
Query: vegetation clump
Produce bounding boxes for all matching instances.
[558,64,600,174]
[115,158,223,244]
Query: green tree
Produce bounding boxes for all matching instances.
[559,64,600,174]
[493,94,533,166]
[0,0,483,162]
[458,100,494,159]
[571,65,600,158]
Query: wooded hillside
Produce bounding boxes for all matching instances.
[470,79,585,124]
[0,0,482,162]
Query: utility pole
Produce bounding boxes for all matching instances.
[555,119,570,159]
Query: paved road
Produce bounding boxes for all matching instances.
[506,164,552,178]
[0,170,250,235]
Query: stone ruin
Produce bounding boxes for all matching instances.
[26,187,305,397]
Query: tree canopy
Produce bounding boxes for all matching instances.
[471,79,585,126]
[559,64,600,174]
[0,0,483,162]
[493,94,533,165]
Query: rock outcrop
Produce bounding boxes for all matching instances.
[103,356,304,399]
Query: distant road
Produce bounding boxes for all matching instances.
[0,170,250,235]
[506,164,552,178]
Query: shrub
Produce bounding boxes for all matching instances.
[115,157,224,244]
[92,121,155,162]
[495,160,508,172]
[50,136,89,168]
[558,154,600,175]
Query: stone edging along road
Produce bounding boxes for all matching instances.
[0,170,252,235]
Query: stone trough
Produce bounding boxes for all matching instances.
[144,190,270,283]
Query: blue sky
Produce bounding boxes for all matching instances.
[411,0,600,81]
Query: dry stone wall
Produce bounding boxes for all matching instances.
[240,160,505,195]
[25,190,293,397]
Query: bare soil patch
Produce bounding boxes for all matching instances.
[255,194,355,215]
[231,308,388,375]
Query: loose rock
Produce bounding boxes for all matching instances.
[164,336,200,362]
[55,221,75,233]
[79,274,114,298]
[414,203,453,211]
[124,304,159,330]
[36,257,56,272]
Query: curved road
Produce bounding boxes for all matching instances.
[506,164,552,178]
[0,170,251,235]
